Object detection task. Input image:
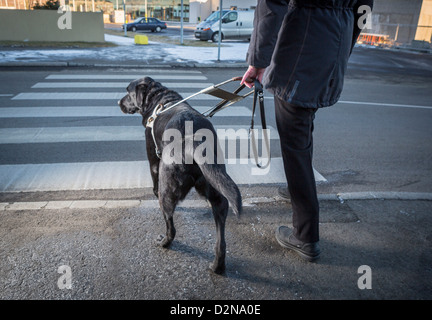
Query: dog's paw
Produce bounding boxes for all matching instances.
[156,234,172,248]
[209,263,226,275]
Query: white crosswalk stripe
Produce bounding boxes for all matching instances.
[45,74,207,80]
[0,159,303,192]
[0,70,326,193]
[0,106,252,118]
[12,92,220,100]
[45,70,203,76]
[32,82,214,89]
[0,125,279,144]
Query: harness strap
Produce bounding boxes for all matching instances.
[145,103,164,159]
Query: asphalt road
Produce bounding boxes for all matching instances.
[0,51,431,198]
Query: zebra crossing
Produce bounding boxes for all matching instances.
[0,69,326,193]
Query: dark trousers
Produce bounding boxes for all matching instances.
[274,96,320,243]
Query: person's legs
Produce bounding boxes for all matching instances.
[274,96,319,244]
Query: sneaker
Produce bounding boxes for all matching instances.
[275,226,320,262]
[278,186,290,200]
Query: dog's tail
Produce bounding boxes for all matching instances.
[197,162,242,216]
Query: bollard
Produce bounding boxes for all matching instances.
[134,35,149,45]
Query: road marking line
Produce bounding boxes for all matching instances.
[337,100,432,109]
[247,96,432,110]
[0,94,14,97]
[0,158,325,192]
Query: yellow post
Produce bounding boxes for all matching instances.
[134,34,149,45]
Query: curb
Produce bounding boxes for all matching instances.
[0,62,70,67]
[1,192,431,211]
[335,191,432,202]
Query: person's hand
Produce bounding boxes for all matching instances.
[240,65,266,88]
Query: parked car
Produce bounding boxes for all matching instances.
[123,17,167,32]
[194,10,254,42]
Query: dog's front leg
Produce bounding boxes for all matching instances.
[150,161,160,198]
[146,130,160,198]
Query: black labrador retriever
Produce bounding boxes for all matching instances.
[118,77,242,274]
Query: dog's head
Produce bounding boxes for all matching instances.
[118,77,154,115]
[118,77,183,117]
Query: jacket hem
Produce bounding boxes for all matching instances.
[268,87,340,109]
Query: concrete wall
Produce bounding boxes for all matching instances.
[370,0,423,44]
[210,0,257,11]
[0,9,104,43]
[415,0,432,42]
[189,0,212,23]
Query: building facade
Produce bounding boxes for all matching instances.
[1,0,430,46]
[367,0,431,45]
[189,0,256,23]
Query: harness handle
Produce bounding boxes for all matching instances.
[203,77,252,118]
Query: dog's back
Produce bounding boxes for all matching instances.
[160,105,242,216]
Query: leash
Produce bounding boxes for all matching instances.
[249,80,271,169]
[145,77,271,169]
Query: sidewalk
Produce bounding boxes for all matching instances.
[0,185,431,300]
[0,33,249,68]
[1,31,430,70]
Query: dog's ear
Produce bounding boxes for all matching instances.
[135,77,155,110]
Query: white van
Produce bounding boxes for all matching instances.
[194,10,255,42]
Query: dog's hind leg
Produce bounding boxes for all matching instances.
[156,165,192,249]
[206,184,229,275]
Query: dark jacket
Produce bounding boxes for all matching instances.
[247,0,374,108]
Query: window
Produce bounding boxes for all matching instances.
[223,12,237,23]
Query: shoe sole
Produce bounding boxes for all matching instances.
[275,232,320,262]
